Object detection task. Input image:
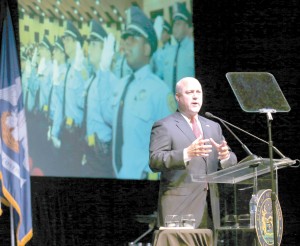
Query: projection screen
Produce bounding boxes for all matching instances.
[18,0,195,179]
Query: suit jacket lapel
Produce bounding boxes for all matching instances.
[174,112,196,142]
[174,113,214,143]
[199,116,211,139]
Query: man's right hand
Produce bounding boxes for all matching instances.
[186,138,212,158]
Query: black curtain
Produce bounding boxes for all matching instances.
[0,0,299,245]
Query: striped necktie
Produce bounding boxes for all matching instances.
[82,72,96,130]
[191,116,202,138]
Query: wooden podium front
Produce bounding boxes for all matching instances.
[152,228,213,246]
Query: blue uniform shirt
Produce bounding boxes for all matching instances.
[38,60,53,112]
[162,36,195,92]
[151,42,171,79]
[21,71,29,106]
[50,63,68,138]
[109,64,176,179]
[85,69,118,143]
[26,68,39,112]
[64,60,88,127]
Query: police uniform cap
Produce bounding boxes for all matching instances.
[122,6,157,54]
[63,20,83,45]
[172,2,192,25]
[88,20,107,42]
[54,36,65,52]
[40,36,52,51]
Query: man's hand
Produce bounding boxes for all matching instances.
[187,138,212,158]
[210,138,230,160]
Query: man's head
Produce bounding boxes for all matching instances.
[52,36,66,64]
[175,77,203,118]
[161,20,171,45]
[121,6,157,71]
[87,20,107,69]
[172,3,192,42]
[62,21,83,58]
[39,36,52,60]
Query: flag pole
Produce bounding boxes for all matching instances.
[10,205,15,246]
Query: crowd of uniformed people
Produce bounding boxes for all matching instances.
[20,3,195,179]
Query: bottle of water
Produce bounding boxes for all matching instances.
[249,194,258,228]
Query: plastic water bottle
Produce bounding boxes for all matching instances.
[249,194,258,228]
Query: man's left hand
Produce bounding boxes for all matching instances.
[210,138,230,160]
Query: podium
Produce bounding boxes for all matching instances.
[191,157,295,185]
[192,157,295,246]
[200,72,292,245]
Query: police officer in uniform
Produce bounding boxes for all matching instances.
[25,46,40,113]
[48,36,68,149]
[151,19,172,79]
[162,3,195,93]
[21,51,36,148]
[39,36,69,175]
[61,21,88,176]
[37,36,53,117]
[32,36,54,174]
[82,20,117,178]
[106,6,176,179]
[22,46,41,173]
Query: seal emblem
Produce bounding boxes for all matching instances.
[255,189,283,246]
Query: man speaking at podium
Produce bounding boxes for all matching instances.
[149,77,237,229]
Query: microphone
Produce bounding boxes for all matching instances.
[205,112,259,164]
[205,112,286,159]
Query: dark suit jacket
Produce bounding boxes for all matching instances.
[149,112,237,228]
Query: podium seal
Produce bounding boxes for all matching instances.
[255,189,283,246]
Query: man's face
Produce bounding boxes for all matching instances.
[62,35,76,57]
[172,19,189,42]
[123,35,150,71]
[176,78,203,118]
[88,40,103,68]
[53,47,65,64]
[39,46,51,60]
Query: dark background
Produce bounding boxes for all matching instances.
[1,0,299,245]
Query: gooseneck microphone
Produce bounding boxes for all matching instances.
[205,112,259,163]
[205,112,286,159]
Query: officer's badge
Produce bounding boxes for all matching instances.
[167,93,177,112]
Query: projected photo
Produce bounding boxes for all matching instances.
[18,0,195,179]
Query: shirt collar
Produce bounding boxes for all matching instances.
[180,113,199,125]
[132,64,151,82]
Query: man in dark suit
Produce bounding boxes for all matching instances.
[149,77,237,229]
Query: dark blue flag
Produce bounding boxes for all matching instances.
[0,6,33,246]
